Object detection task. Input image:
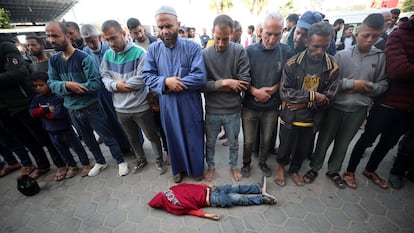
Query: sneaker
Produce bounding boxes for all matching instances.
[132,158,147,174]
[259,163,271,177]
[241,164,250,178]
[118,162,129,176]
[388,174,403,189]
[262,193,277,205]
[155,159,167,175]
[88,163,108,177]
[259,176,267,194]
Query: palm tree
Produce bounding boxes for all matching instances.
[244,0,268,16]
[209,0,234,15]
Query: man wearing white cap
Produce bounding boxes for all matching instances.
[143,5,207,183]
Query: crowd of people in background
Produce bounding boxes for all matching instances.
[0,5,413,194]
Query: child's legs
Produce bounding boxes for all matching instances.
[64,127,90,166]
[48,131,77,167]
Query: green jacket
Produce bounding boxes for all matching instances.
[0,34,33,116]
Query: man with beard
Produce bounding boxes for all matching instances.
[25,36,49,74]
[126,17,157,50]
[65,21,85,50]
[275,22,339,187]
[143,6,207,183]
[45,21,128,177]
[287,11,322,55]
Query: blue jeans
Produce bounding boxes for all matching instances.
[241,107,278,165]
[205,112,241,169]
[210,184,263,207]
[48,128,90,167]
[70,104,124,164]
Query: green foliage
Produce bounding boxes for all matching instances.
[209,0,234,15]
[402,0,414,12]
[0,8,12,29]
[279,0,297,17]
[243,0,269,16]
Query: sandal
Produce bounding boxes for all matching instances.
[0,163,22,177]
[65,166,78,179]
[303,169,318,184]
[18,165,36,178]
[363,170,388,189]
[174,172,183,183]
[289,173,304,186]
[54,167,67,181]
[81,164,92,177]
[343,172,357,189]
[326,171,346,189]
[29,167,51,179]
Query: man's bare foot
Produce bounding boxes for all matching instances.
[204,168,214,181]
[232,168,243,181]
[274,164,286,187]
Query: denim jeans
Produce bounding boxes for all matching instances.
[241,107,278,165]
[205,112,241,169]
[210,184,263,207]
[117,110,163,161]
[48,128,90,167]
[70,104,124,164]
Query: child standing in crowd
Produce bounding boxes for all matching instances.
[147,91,170,165]
[29,72,92,180]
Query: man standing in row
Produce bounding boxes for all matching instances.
[202,14,250,182]
[241,12,294,179]
[45,21,128,177]
[143,6,207,183]
[100,19,166,174]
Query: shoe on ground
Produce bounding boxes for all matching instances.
[88,163,108,177]
[118,162,129,176]
[262,193,277,205]
[0,163,22,177]
[174,172,183,183]
[155,159,167,175]
[241,164,250,178]
[65,166,79,179]
[259,176,267,194]
[81,164,92,177]
[388,174,403,189]
[132,158,147,174]
[259,163,271,177]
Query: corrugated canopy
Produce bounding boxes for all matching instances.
[0,0,79,24]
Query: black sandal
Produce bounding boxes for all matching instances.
[326,171,346,189]
[303,169,318,184]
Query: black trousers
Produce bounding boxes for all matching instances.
[347,105,412,173]
[2,109,65,170]
[390,127,414,176]
[277,124,313,173]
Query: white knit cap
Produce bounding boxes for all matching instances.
[155,5,177,17]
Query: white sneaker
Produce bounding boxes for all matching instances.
[88,163,107,177]
[118,162,129,176]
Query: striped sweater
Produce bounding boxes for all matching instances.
[100,39,149,113]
